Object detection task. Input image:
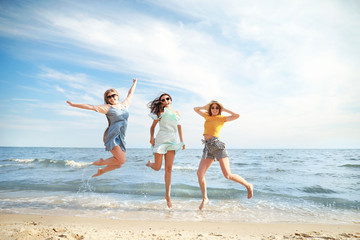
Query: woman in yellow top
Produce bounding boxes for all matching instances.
[194,100,253,210]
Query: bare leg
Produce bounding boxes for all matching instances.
[93,158,105,166]
[146,153,163,171]
[219,157,253,199]
[92,165,121,177]
[197,158,214,210]
[164,151,175,208]
[93,155,123,166]
[92,146,126,177]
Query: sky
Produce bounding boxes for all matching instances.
[0,0,359,149]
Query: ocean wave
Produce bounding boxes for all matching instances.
[302,185,337,194]
[339,164,360,168]
[8,158,91,168]
[10,158,36,163]
[64,160,92,168]
[0,164,12,168]
[1,180,359,211]
[0,180,242,200]
[1,194,358,224]
[305,196,360,210]
[172,166,197,171]
[235,162,248,166]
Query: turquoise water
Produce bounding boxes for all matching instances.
[0,147,359,223]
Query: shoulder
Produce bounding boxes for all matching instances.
[164,108,181,120]
[173,110,180,117]
[163,107,178,115]
[120,99,130,108]
[149,112,160,120]
[218,115,227,121]
[94,104,111,114]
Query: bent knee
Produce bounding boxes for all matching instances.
[224,173,232,180]
[115,158,126,165]
[153,165,162,171]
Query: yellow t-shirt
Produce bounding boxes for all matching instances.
[203,113,226,137]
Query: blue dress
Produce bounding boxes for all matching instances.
[149,107,184,154]
[104,106,129,152]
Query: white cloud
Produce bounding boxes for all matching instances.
[55,85,65,93]
[0,0,359,148]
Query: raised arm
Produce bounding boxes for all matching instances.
[193,105,207,117]
[122,78,137,107]
[223,108,240,122]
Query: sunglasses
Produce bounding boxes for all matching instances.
[161,97,171,102]
[211,106,220,110]
[107,94,117,100]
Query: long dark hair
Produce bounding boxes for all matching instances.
[147,93,172,117]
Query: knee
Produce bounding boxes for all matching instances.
[224,173,232,180]
[153,165,162,171]
[115,157,125,165]
[197,170,204,179]
[165,167,172,174]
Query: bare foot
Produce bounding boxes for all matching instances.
[93,158,105,166]
[165,195,172,208]
[92,168,104,178]
[199,198,209,210]
[247,184,253,199]
[146,160,152,167]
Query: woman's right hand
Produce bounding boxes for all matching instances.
[150,137,155,146]
[66,101,74,106]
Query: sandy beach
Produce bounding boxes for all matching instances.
[0,213,359,240]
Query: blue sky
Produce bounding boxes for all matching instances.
[0,0,359,149]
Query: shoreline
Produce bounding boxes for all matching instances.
[1,213,359,240]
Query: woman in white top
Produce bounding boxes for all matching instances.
[146,93,185,208]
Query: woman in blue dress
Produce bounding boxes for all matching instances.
[146,93,185,208]
[66,79,137,177]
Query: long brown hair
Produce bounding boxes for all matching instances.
[103,89,119,142]
[147,93,172,117]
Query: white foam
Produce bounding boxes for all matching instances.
[10,158,35,163]
[65,160,92,168]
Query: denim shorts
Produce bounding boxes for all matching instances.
[201,137,228,161]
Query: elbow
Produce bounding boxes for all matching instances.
[235,114,240,119]
[91,106,98,112]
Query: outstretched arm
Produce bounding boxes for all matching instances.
[193,105,207,117]
[122,78,137,107]
[66,101,97,111]
[223,108,240,122]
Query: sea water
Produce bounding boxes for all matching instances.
[0,147,359,223]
